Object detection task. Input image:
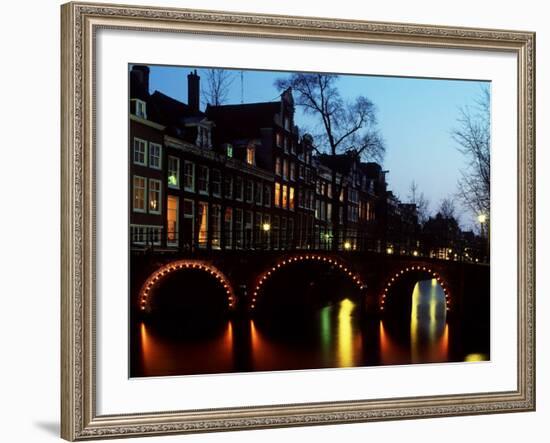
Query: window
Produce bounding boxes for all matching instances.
[282,184,288,209]
[290,140,296,155]
[183,199,194,249]
[234,208,243,249]
[244,211,253,249]
[211,204,221,249]
[211,169,221,197]
[283,137,289,153]
[327,183,333,198]
[288,219,294,248]
[275,157,282,176]
[148,179,161,214]
[284,116,290,130]
[133,138,147,166]
[327,202,333,222]
[283,159,289,180]
[197,126,211,148]
[274,182,281,207]
[135,99,147,119]
[226,144,233,158]
[315,199,321,219]
[235,176,243,201]
[133,176,146,213]
[197,201,208,248]
[255,182,263,205]
[167,156,180,189]
[254,212,262,247]
[184,161,195,192]
[198,165,209,194]
[224,176,233,199]
[281,217,288,249]
[320,200,326,221]
[297,188,303,208]
[245,180,254,203]
[290,162,296,181]
[130,225,162,246]
[264,185,271,207]
[224,208,233,249]
[167,196,179,247]
[246,145,255,165]
[272,216,280,249]
[275,132,282,147]
[299,164,305,179]
[289,186,295,211]
[149,143,161,169]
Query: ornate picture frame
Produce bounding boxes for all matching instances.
[61,1,535,440]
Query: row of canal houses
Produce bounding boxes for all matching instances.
[129,65,414,255]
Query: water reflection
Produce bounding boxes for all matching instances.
[132,278,488,377]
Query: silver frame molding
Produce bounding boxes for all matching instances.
[61,2,536,440]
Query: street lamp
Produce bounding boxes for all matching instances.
[344,241,352,250]
[386,246,394,255]
[262,223,271,232]
[477,213,487,224]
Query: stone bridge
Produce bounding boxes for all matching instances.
[131,250,490,324]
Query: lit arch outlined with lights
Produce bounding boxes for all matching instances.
[138,260,236,313]
[379,265,451,313]
[249,254,365,311]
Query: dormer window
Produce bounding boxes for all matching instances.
[135,99,147,119]
[197,125,211,148]
[246,145,255,166]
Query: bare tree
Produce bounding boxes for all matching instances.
[407,180,430,224]
[202,69,234,107]
[452,85,490,218]
[439,198,458,221]
[275,73,385,248]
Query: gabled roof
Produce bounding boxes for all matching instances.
[148,91,206,127]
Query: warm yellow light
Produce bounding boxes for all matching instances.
[386,247,393,254]
[478,214,487,224]
[412,250,419,257]
[344,241,352,250]
[464,353,488,362]
[262,223,271,232]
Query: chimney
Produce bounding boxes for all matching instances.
[130,65,150,100]
[187,70,200,113]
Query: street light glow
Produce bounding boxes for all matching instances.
[344,241,352,250]
[262,223,271,232]
[386,247,393,254]
[478,213,487,224]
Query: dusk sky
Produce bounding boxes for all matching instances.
[145,65,489,229]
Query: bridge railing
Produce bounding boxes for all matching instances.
[130,226,489,264]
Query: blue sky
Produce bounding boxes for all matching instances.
[145,65,488,229]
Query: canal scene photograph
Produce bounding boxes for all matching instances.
[128,64,490,378]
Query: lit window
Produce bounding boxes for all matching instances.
[184,161,195,192]
[289,186,295,211]
[133,176,146,213]
[246,145,255,165]
[133,138,147,166]
[148,179,161,214]
[167,196,179,246]
[282,184,288,208]
[183,199,194,248]
[149,143,161,169]
[211,204,221,249]
[167,156,180,189]
[226,144,233,158]
[211,169,221,197]
[197,201,208,248]
[224,207,233,249]
[274,182,281,207]
[198,165,209,194]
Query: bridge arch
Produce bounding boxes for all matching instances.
[249,254,365,311]
[379,264,451,314]
[138,259,236,313]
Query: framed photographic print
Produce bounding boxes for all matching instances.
[61,1,536,440]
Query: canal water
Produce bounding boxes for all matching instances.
[130,272,490,377]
